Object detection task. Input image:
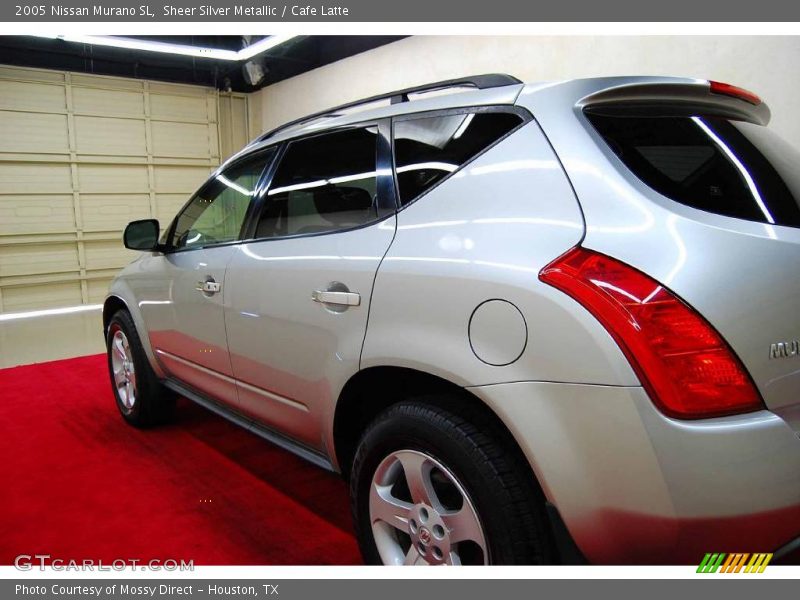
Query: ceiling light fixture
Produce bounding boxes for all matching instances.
[237,35,297,60]
[29,34,297,61]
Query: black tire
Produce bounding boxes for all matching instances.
[106,309,175,428]
[350,398,555,565]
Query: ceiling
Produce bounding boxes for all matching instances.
[0,35,407,92]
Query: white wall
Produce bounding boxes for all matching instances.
[257,36,800,146]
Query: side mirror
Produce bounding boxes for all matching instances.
[123,219,161,251]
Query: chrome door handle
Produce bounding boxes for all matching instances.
[311,290,361,307]
[196,280,222,294]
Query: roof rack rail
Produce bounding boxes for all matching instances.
[255,73,522,143]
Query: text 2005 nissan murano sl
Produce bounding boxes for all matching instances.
[103,75,800,565]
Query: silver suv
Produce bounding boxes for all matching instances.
[105,75,800,565]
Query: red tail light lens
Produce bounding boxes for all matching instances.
[539,247,763,419]
[709,80,762,105]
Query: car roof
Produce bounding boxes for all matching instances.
[220,75,767,172]
[228,82,524,164]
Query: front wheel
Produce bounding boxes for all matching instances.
[106,309,175,427]
[350,399,553,565]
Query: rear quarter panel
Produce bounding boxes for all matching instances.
[362,119,638,387]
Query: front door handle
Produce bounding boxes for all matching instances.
[196,280,222,295]
[311,290,361,307]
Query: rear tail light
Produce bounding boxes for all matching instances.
[539,247,763,419]
[709,80,762,105]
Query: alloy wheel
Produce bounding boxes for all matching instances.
[110,328,137,413]
[369,449,488,565]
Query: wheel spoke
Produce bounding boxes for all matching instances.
[397,452,436,507]
[442,506,486,548]
[113,365,126,386]
[404,545,425,565]
[113,337,126,361]
[370,484,412,532]
[446,551,462,566]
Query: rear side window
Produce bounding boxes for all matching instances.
[393,111,523,205]
[586,113,800,228]
[255,127,379,239]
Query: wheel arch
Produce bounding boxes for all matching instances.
[102,292,164,378]
[103,294,129,334]
[333,366,535,484]
[334,365,579,563]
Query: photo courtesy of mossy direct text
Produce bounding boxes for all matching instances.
[15,584,277,597]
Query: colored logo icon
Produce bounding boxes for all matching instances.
[697,553,773,573]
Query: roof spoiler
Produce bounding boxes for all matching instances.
[579,81,771,126]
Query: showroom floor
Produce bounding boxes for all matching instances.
[0,352,361,565]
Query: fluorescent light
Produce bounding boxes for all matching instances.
[396,162,459,174]
[216,174,255,196]
[237,35,297,60]
[29,34,297,62]
[267,169,389,194]
[328,170,379,184]
[0,304,102,322]
[268,179,328,195]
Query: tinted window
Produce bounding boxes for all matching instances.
[586,113,800,227]
[393,111,523,205]
[171,150,274,249]
[255,127,379,239]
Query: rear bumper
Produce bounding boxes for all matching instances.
[469,381,800,564]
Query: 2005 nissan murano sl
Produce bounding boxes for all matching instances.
[104,75,800,565]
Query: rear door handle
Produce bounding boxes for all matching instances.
[311,290,361,307]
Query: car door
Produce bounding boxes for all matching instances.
[138,149,276,406]
[224,122,397,450]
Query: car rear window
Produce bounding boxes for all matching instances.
[585,112,800,228]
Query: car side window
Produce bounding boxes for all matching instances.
[171,149,275,250]
[255,127,379,239]
[393,111,524,205]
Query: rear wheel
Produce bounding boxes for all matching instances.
[106,309,175,427]
[350,399,553,565]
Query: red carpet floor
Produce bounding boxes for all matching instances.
[0,354,361,565]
